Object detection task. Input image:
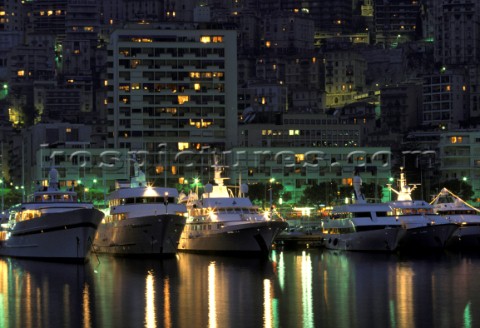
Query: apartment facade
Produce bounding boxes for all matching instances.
[106,24,238,182]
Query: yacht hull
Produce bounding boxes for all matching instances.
[0,209,103,262]
[399,223,458,250]
[178,221,287,255]
[322,227,406,252]
[446,225,480,249]
[93,214,186,256]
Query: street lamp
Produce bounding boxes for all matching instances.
[269,178,275,217]
[164,191,169,214]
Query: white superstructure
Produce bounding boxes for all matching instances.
[321,174,406,252]
[431,188,480,249]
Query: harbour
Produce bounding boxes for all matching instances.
[1,249,480,328]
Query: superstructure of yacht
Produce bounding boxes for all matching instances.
[178,161,288,256]
[93,164,187,257]
[0,167,104,262]
[321,174,406,252]
[387,168,457,250]
[430,188,480,248]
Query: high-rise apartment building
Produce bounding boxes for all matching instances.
[422,71,468,126]
[433,0,480,66]
[106,23,237,181]
[373,0,421,47]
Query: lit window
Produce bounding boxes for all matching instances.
[74,49,80,54]
[212,36,223,43]
[66,128,71,133]
[47,10,53,16]
[446,85,451,91]
[17,70,25,76]
[194,83,201,91]
[67,79,74,83]
[178,95,189,104]
[104,80,108,86]
[462,85,466,91]
[261,97,266,105]
[178,142,189,150]
[84,26,94,32]
[200,36,211,43]
[265,41,271,48]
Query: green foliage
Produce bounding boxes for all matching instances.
[247,182,283,208]
[441,179,474,201]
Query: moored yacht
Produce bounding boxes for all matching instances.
[0,168,104,262]
[388,169,457,250]
[430,188,480,249]
[93,164,187,257]
[321,175,406,252]
[178,162,288,256]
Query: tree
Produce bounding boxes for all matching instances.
[247,182,283,208]
[441,179,474,201]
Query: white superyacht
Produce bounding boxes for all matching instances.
[0,168,104,262]
[93,165,187,257]
[430,187,480,249]
[387,169,457,250]
[178,164,288,256]
[321,175,406,252]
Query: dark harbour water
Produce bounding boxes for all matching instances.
[1,249,479,328]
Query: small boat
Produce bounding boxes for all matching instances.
[388,168,457,250]
[0,167,104,262]
[178,159,288,256]
[430,188,480,249]
[93,163,187,257]
[321,174,406,252]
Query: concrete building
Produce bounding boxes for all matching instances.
[380,82,423,134]
[227,146,392,204]
[373,0,421,47]
[323,50,366,109]
[422,71,468,126]
[19,123,128,197]
[238,113,365,148]
[106,23,238,182]
[433,0,480,66]
[438,130,480,203]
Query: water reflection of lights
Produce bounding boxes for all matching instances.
[145,270,156,328]
[464,302,472,328]
[301,251,314,328]
[263,279,272,328]
[395,266,414,328]
[208,261,217,328]
[164,277,171,328]
[276,251,285,291]
[83,284,91,328]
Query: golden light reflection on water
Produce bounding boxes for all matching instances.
[263,279,272,328]
[25,273,32,328]
[82,284,91,328]
[145,270,156,328]
[395,265,414,328]
[301,251,314,328]
[163,277,171,328]
[208,261,217,328]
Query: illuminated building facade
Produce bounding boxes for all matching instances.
[106,24,237,181]
[438,130,480,202]
[228,145,392,204]
[323,50,366,109]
